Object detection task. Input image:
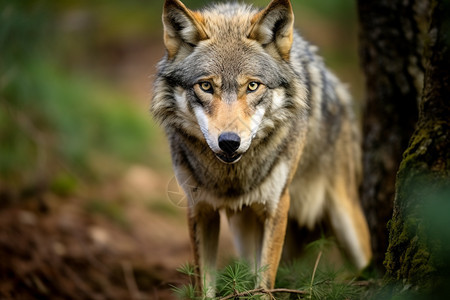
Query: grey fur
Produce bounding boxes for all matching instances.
[152,0,371,294]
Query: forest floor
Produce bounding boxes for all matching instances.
[0,166,236,300]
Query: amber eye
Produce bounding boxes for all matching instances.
[247,82,260,92]
[199,82,213,93]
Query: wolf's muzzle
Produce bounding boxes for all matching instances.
[218,132,241,155]
[216,132,242,164]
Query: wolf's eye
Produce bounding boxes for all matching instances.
[247,82,260,92]
[199,82,213,93]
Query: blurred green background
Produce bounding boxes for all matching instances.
[0,0,360,197]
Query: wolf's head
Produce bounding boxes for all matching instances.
[152,0,308,164]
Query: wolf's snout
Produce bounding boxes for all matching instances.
[218,132,241,155]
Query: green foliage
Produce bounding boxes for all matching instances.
[0,0,51,64]
[177,263,197,278]
[1,0,53,189]
[216,261,261,297]
[172,263,198,299]
[172,238,369,299]
[0,0,164,196]
[276,255,363,299]
[1,58,158,188]
[173,283,198,300]
[172,261,263,300]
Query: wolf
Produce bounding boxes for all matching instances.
[152,0,372,295]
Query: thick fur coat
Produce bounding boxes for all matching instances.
[152,0,371,295]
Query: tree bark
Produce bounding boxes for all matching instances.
[357,0,428,270]
[385,0,450,291]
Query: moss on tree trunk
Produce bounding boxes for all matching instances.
[385,121,450,288]
[385,0,450,292]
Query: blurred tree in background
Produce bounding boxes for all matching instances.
[384,0,450,294]
[357,0,425,271]
[359,0,450,296]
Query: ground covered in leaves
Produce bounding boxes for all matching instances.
[0,162,240,300]
[0,170,193,300]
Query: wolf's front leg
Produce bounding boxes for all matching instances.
[188,203,220,298]
[227,205,265,270]
[259,191,290,289]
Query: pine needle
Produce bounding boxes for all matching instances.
[308,250,323,298]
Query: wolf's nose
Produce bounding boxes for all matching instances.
[218,132,241,155]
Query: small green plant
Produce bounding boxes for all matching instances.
[276,238,365,300]
[216,261,260,298]
[171,237,370,300]
[171,263,198,299]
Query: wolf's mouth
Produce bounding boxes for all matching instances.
[215,153,242,164]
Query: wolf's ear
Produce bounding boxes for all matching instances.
[249,0,294,60]
[163,0,208,59]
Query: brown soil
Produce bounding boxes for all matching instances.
[0,177,184,299]
[0,167,235,299]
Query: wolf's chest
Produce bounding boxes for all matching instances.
[187,159,290,215]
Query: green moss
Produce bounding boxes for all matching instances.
[385,211,437,291]
[385,118,449,289]
[400,120,450,175]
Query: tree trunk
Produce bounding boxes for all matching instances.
[357,0,427,270]
[385,0,450,291]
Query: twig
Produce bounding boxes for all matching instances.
[271,288,308,296]
[351,280,372,287]
[219,277,374,300]
[219,287,308,300]
[308,250,323,298]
